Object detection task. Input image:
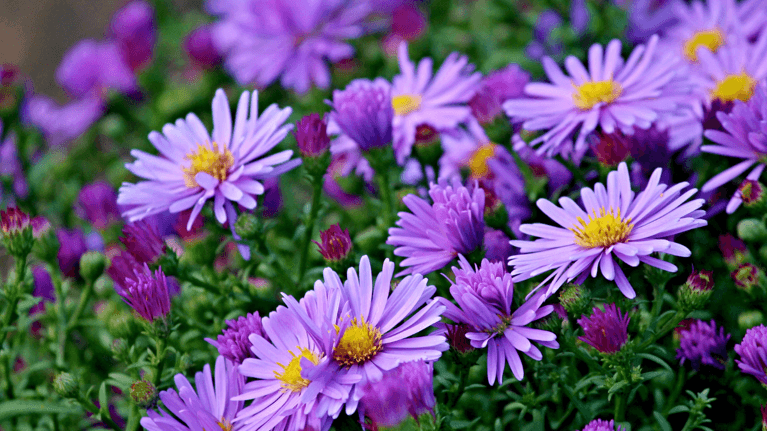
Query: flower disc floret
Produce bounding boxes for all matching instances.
[333,318,383,367]
[571,207,633,248]
[392,94,422,116]
[711,72,757,103]
[275,347,320,392]
[683,29,724,62]
[182,142,234,187]
[572,80,623,110]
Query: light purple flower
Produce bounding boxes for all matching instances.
[0,122,28,199]
[439,257,558,385]
[577,303,629,354]
[468,64,530,124]
[504,36,684,159]
[208,0,371,94]
[140,356,244,431]
[391,43,482,164]
[108,0,156,72]
[357,360,435,428]
[329,78,393,152]
[119,264,171,322]
[676,319,729,370]
[283,256,447,416]
[626,0,680,43]
[205,312,265,365]
[525,10,564,61]
[23,95,104,147]
[388,179,485,276]
[509,162,707,299]
[700,81,767,213]
[118,89,300,259]
[77,181,120,229]
[735,324,767,384]
[55,39,137,99]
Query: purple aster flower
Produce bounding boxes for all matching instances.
[578,303,629,354]
[735,324,767,384]
[235,290,347,430]
[357,360,435,428]
[22,95,104,147]
[387,179,485,276]
[0,122,28,199]
[184,24,222,69]
[676,319,730,370]
[283,255,448,416]
[106,249,143,295]
[294,113,330,158]
[328,133,374,183]
[469,64,530,124]
[119,264,170,322]
[55,39,136,99]
[514,139,573,194]
[570,0,590,34]
[30,266,54,315]
[504,35,685,159]
[329,78,393,152]
[484,229,514,263]
[57,228,89,278]
[208,0,371,94]
[700,80,767,213]
[314,224,352,262]
[118,88,300,259]
[525,10,564,61]
[204,311,265,365]
[627,0,680,43]
[581,418,627,431]
[108,0,156,72]
[439,257,558,384]
[510,162,707,299]
[391,43,482,164]
[141,355,244,431]
[77,181,120,229]
[719,233,747,267]
[121,220,166,264]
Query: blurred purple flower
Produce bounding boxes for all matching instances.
[108,0,156,72]
[30,266,54,315]
[55,40,137,99]
[57,228,89,278]
[77,181,120,229]
[0,122,28,199]
[23,95,104,147]
[469,64,530,124]
[484,228,514,263]
[184,24,222,69]
[525,10,563,61]
[676,319,729,370]
[358,360,435,428]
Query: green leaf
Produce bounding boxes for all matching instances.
[98,382,109,416]
[0,400,80,420]
[635,353,673,372]
[653,411,672,431]
[668,405,690,414]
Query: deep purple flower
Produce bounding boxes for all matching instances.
[525,10,564,61]
[388,179,485,276]
[510,162,707,299]
[55,39,136,99]
[294,113,330,158]
[77,181,120,229]
[719,233,747,267]
[735,324,767,384]
[141,356,243,431]
[392,43,481,164]
[0,122,28,199]
[204,311,265,365]
[505,36,685,159]
[358,361,435,428]
[444,323,475,354]
[106,250,142,295]
[314,224,352,262]
[184,24,222,69]
[57,228,89,278]
[30,266,54,315]
[469,64,530,124]
[208,0,371,93]
[578,303,629,354]
[701,81,767,213]
[23,95,104,147]
[484,229,514,263]
[108,0,156,72]
[121,220,166,264]
[391,3,426,41]
[440,257,558,384]
[119,264,170,322]
[261,177,283,218]
[581,418,627,431]
[330,78,393,152]
[676,319,730,370]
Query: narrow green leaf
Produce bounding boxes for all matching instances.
[653,411,672,431]
[0,400,80,420]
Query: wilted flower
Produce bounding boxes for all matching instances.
[676,319,730,371]
[577,303,629,354]
[735,324,767,384]
[204,311,265,365]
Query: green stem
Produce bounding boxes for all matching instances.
[614,393,625,422]
[77,394,123,431]
[637,310,686,351]
[51,266,67,369]
[66,279,94,332]
[125,403,140,431]
[178,271,220,295]
[3,354,13,401]
[1,254,28,335]
[298,180,324,282]
[153,335,166,389]
[663,368,686,416]
[253,236,297,292]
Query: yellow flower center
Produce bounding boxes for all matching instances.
[570,207,634,248]
[182,142,234,188]
[711,72,757,103]
[572,80,623,110]
[273,347,320,393]
[485,315,512,336]
[683,29,724,62]
[468,143,498,178]
[392,94,422,116]
[333,317,383,367]
[217,418,233,431]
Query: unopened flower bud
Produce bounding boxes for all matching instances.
[53,372,79,398]
[719,234,748,270]
[592,131,631,167]
[739,180,767,210]
[79,251,109,282]
[559,284,590,316]
[1,207,34,257]
[535,304,567,333]
[678,270,714,310]
[738,311,764,332]
[732,263,762,292]
[737,218,767,242]
[184,24,222,68]
[295,113,330,178]
[314,224,353,272]
[129,379,158,408]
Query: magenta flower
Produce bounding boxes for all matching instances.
[391,43,482,164]
[581,418,627,431]
[118,89,300,258]
[77,181,120,229]
[504,35,684,158]
[577,304,629,354]
[294,113,330,158]
[283,256,447,415]
[141,356,244,431]
[735,324,767,384]
[119,264,170,322]
[208,0,371,93]
[440,257,558,385]
[121,220,166,264]
[204,311,265,365]
[700,81,767,213]
[510,162,707,299]
[387,179,485,276]
[108,0,156,72]
[357,360,435,428]
[184,24,222,69]
[314,224,352,262]
[676,319,730,370]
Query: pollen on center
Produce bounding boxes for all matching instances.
[573,80,623,110]
[570,207,634,249]
[711,72,757,103]
[333,317,383,367]
[274,347,319,393]
[182,142,234,188]
[392,94,423,116]
[468,143,498,179]
[683,28,724,62]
